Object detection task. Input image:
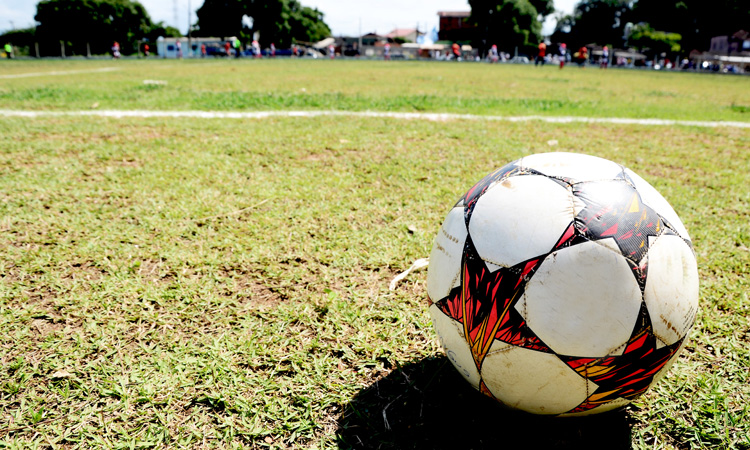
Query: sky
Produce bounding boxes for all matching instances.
[1,0,578,37]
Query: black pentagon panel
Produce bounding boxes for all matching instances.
[573,180,663,264]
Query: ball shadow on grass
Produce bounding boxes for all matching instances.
[336,356,633,450]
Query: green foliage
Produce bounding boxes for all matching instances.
[560,0,750,53]
[146,21,182,41]
[34,0,154,56]
[289,6,331,43]
[633,0,750,52]
[629,23,681,56]
[0,27,36,56]
[529,0,555,17]
[195,0,330,47]
[552,0,631,49]
[470,0,544,54]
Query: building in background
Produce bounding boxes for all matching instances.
[437,11,476,43]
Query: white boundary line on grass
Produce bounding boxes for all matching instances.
[0,67,120,79]
[1,109,749,128]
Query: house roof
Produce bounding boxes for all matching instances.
[385,28,418,38]
[438,11,471,17]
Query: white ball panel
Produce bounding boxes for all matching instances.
[469,175,574,268]
[624,168,690,240]
[644,235,699,347]
[522,240,642,357]
[521,152,624,183]
[482,342,594,415]
[427,207,467,302]
[428,304,481,388]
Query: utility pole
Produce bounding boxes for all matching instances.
[174,0,179,32]
[187,0,192,57]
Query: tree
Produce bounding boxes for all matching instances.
[551,0,633,49]
[632,0,750,52]
[194,0,331,47]
[289,6,330,43]
[0,27,36,56]
[628,23,681,57]
[146,22,182,43]
[470,0,551,55]
[34,0,154,56]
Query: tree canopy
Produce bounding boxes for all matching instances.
[632,0,750,52]
[554,0,750,55]
[34,0,154,56]
[628,23,681,55]
[469,0,553,54]
[195,0,331,47]
[550,0,632,50]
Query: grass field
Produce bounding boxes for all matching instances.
[2,59,750,122]
[1,59,749,449]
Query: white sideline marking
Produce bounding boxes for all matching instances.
[0,67,120,79]
[0,109,749,128]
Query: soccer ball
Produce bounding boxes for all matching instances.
[426,152,699,416]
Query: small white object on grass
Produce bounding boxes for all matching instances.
[389,258,429,291]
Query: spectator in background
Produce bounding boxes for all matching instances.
[270,43,276,57]
[384,42,391,60]
[234,38,241,58]
[201,43,206,58]
[601,46,609,69]
[489,44,499,63]
[252,40,261,58]
[112,41,121,59]
[558,43,566,69]
[143,43,149,57]
[4,43,13,59]
[224,40,231,57]
[536,42,546,66]
[175,40,182,59]
[328,43,335,59]
[577,45,588,67]
[451,42,461,60]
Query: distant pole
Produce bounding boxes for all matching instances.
[60,40,65,58]
[35,42,40,58]
[174,0,179,30]
[87,42,91,58]
[187,0,192,57]
[358,18,362,50]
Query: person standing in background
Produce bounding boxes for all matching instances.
[536,42,546,66]
[489,44,499,63]
[558,43,566,69]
